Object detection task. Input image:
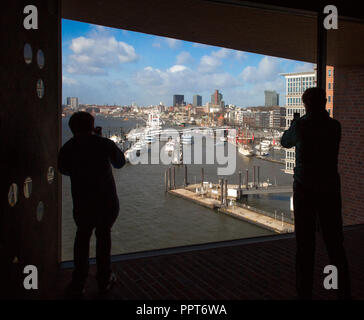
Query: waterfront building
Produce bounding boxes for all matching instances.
[268,107,286,128]
[280,71,315,173]
[281,67,334,174]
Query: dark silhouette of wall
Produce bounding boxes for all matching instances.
[0,0,61,298]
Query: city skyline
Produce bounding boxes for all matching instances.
[62,19,315,107]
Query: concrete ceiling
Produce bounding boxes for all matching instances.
[61,0,364,67]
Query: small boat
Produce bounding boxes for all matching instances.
[255,149,269,156]
[109,134,123,144]
[238,144,253,156]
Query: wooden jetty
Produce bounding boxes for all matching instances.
[165,165,294,234]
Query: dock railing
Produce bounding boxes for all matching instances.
[236,202,295,226]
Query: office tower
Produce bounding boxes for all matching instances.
[193,95,202,106]
[264,90,279,107]
[173,94,184,106]
[211,89,223,105]
[280,70,316,173]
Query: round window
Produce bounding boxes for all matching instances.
[8,183,18,207]
[37,49,45,69]
[36,79,45,99]
[24,177,32,199]
[24,43,32,64]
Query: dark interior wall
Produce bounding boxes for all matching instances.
[0,0,61,298]
[61,0,364,67]
[62,0,317,64]
[334,66,364,226]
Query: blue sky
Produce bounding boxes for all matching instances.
[62,19,314,107]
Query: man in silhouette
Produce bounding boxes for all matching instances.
[281,87,350,299]
[58,112,125,297]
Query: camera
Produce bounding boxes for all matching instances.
[93,126,102,136]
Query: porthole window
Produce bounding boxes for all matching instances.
[36,201,44,222]
[47,166,55,184]
[24,177,32,199]
[37,49,45,69]
[36,79,45,99]
[8,183,18,207]
[24,43,32,64]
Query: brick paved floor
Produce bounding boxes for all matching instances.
[49,226,364,300]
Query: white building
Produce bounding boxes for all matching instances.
[280,71,316,174]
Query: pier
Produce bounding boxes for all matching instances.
[166,166,294,234]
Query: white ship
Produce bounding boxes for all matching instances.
[146,112,162,130]
[238,144,253,156]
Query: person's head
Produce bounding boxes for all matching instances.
[68,112,95,135]
[302,87,327,113]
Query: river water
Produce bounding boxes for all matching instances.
[61,115,293,261]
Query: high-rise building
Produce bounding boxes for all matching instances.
[264,90,279,107]
[211,89,223,105]
[326,66,334,117]
[281,68,334,174]
[173,94,184,106]
[193,95,202,106]
[280,71,316,173]
[209,90,224,113]
[66,97,79,110]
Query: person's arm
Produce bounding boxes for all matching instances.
[108,140,126,169]
[281,120,298,148]
[58,147,71,176]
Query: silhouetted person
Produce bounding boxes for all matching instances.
[58,112,125,297]
[281,87,350,300]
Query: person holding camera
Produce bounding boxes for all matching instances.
[58,111,125,297]
[281,87,350,300]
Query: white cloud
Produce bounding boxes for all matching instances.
[234,51,247,60]
[241,56,282,82]
[62,75,78,86]
[152,42,161,48]
[198,55,222,73]
[134,64,240,102]
[176,51,193,65]
[65,29,138,75]
[211,48,232,59]
[165,37,181,49]
[192,43,212,48]
[294,62,316,73]
[168,65,188,73]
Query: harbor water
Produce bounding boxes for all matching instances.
[61,115,293,261]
